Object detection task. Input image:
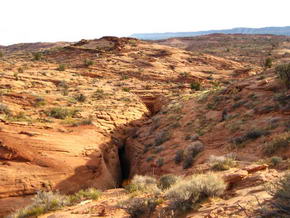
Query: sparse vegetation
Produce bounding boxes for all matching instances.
[46,107,79,119]
[264,132,290,155]
[12,188,101,218]
[232,129,269,147]
[265,173,290,216]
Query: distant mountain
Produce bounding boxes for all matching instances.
[0,42,70,54]
[131,26,290,40]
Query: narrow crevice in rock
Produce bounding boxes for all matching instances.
[118,145,130,183]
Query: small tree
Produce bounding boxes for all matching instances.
[264,57,273,68]
[276,63,290,89]
[33,52,42,61]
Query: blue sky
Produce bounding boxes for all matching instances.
[0,0,289,45]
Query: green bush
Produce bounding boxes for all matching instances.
[0,51,3,58]
[46,107,79,119]
[92,89,105,100]
[276,63,290,89]
[165,173,226,213]
[57,64,66,71]
[74,93,87,102]
[190,81,201,91]
[269,156,283,166]
[84,59,94,67]
[158,174,179,190]
[32,52,42,61]
[34,97,46,107]
[264,57,273,68]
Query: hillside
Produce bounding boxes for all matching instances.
[0,36,249,217]
[0,36,289,218]
[131,26,290,40]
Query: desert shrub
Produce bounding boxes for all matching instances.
[46,107,78,119]
[190,81,201,91]
[165,173,226,213]
[69,188,101,204]
[269,156,283,166]
[7,112,30,122]
[0,103,11,115]
[276,63,290,89]
[174,150,184,164]
[158,174,179,190]
[84,59,94,67]
[232,129,269,147]
[125,175,160,194]
[17,67,24,73]
[0,51,3,58]
[32,52,42,61]
[71,117,93,126]
[156,158,164,167]
[13,191,69,218]
[122,87,130,92]
[264,132,290,155]
[74,93,86,102]
[266,173,290,216]
[154,130,171,146]
[264,57,273,68]
[34,96,46,107]
[118,197,159,218]
[13,188,101,218]
[92,89,105,100]
[57,64,66,71]
[183,142,204,169]
[57,80,69,89]
[210,155,236,171]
